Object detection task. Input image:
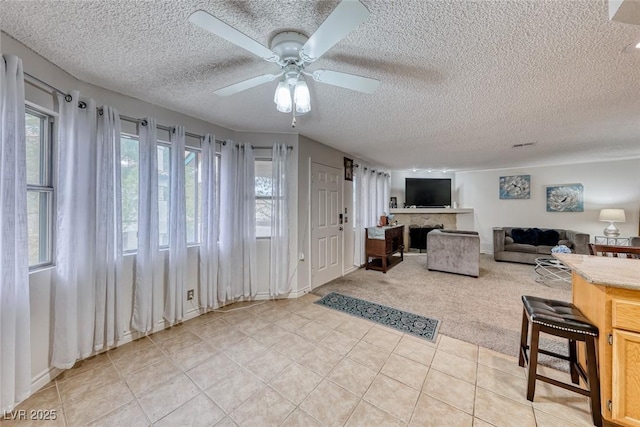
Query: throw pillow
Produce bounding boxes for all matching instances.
[539,229,560,246]
[558,239,573,248]
[505,236,514,244]
[527,228,543,245]
[511,228,527,244]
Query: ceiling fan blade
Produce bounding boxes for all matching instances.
[310,69,380,94]
[189,10,280,63]
[300,0,370,62]
[214,73,280,96]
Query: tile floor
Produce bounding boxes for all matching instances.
[3,294,595,426]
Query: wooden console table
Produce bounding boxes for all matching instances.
[365,225,404,273]
[555,253,640,426]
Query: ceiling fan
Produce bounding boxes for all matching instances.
[188,0,380,117]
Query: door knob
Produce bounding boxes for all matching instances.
[339,226,343,231]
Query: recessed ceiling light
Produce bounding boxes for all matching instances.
[636,41,640,48]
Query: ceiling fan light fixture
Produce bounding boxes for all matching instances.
[274,80,292,113]
[294,78,311,113]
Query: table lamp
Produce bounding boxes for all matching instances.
[599,208,626,237]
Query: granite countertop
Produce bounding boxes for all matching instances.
[553,253,640,290]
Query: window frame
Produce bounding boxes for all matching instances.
[25,105,55,270]
[184,146,201,246]
[255,156,273,240]
[156,140,171,249]
[120,132,140,255]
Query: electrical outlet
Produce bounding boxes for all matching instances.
[187,289,194,300]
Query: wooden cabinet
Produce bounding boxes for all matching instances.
[572,274,640,427]
[612,329,640,425]
[365,225,404,273]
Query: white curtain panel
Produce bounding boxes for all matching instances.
[0,54,31,412]
[269,143,291,296]
[239,143,257,297]
[353,163,390,267]
[383,174,390,213]
[377,172,385,215]
[52,92,98,368]
[94,106,124,350]
[219,141,257,301]
[132,118,160,333]
[165,126,187,324]
[368,169,377,226]
[199,134,219,309]
[353,164,364,266]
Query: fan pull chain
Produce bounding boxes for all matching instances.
[291,108,297,128]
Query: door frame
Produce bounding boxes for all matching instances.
[309,160,343,290]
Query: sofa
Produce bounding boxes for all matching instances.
[493,227,589,265]
[427,229,480,277]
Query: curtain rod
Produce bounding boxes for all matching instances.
[237,144,294,150]
[24,72,294,150]
[24,72,73,102]
[118,114,226,144]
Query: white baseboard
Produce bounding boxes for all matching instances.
[30,366,62,394]
[252,286,312,300]
[344,266,358,274]
[28,306,203,396]
[27,289,316,401]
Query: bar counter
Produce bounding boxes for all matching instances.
[554,253,640,427]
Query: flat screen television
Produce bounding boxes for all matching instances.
[405,178,452,207]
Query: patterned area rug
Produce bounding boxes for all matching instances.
[315,292,440,342]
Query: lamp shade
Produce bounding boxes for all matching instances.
[599,209,626,222]
[294,78,311,114]
[274,81,292,113]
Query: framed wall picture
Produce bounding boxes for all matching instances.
[344,157,353,181]
[546,183,584,212]
[499,175,530,199]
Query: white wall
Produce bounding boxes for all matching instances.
[456,159,640,253]
[390,170,457,208]
[2,33,299,393]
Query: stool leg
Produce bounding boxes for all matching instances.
[585,336,602,427]
[526,323,540,401]
[519,309,529,368]
[568,339,579,384]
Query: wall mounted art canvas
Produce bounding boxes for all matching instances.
[546,183,584,212]
[499,175,530,199]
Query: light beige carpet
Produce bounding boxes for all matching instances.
[313,254,570,366]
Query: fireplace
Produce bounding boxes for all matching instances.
[409,225,443,252]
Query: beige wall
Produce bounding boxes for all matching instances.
[296,135,356,291]
[455,158,640,253]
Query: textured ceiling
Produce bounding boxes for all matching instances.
[2,0,640,171]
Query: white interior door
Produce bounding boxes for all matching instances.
[311,162,342,288]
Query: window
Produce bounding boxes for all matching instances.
[255,159,273,238]
[157,144,171,247]
[184,149,201,244]
[120,134,139,252]
[26,108,54,268]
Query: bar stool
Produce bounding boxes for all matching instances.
[519,295,601,427]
